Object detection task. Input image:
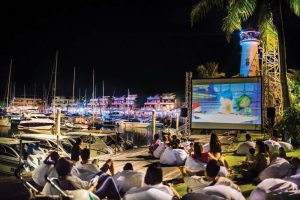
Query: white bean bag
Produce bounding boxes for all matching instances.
[278,141,293,152]
[32,163,58,187]
[153,143,167,158]
[258,157,293,181]
[284,174,300,187]
[236,141,256,155]
[113,170,145,195]
[185,156,206,173]
[264,140,281,154]
[250,178,298,200]
[160,147,177,165]
[124,186,173,200]
[173,149,188,165]
[203,185,245,200]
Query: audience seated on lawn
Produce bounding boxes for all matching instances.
[74,148,99,181]
[209,133,227,168]
[43,157,121,200]
[124,164,179,200]
[250,177,298,200]
[153,135,169,158]
[258,156,293,181]
[242,140,270,181]
[236,133,256,155]
[180,160,240,193]
[149,134,161,155]
[160,138,188,165]
[113,162,145,197]
[32,151,59,187]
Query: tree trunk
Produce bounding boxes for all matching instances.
[271,0,291,109]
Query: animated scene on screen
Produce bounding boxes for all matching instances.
[192,81,262,125]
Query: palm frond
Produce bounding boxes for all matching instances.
[257,2,278,49]
[191,0,224,26]
[222,0,256,41]
[287,0,300,17]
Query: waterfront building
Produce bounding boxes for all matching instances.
[9,97,44,112]
[51,96,77,112]
[125,94,138,110]
[143,93,176,111]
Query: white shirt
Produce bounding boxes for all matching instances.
[124,183,173,200]
[74,161,98,181]
[113,170,145,194]
[153,143,167,158]
[183,176,212,192]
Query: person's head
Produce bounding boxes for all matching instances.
[154,134,160,141]
[75,138,82,145]
[279,147,286,158]
[144,164,163,185]
[56,157,74,177]
[272,130,280,141]
[249,148,255,155]
[80,148,90,162]
[246,134,251,141]
[181,137,187,142]
[45,151,60,165]
[190,142,194,148]
[210,132,221,154]
[123,163,133,171]
[193,142,203,157]
[256,140,267,154]
[205,160,220,179]
[172,135,177,141]
[162,135,168,142]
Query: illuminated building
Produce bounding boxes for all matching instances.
[239,29,261,77]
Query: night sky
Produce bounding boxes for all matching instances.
[1,0,300,99]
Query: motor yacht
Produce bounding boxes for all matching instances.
[0,137,46,175]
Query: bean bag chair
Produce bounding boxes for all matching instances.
[185,156,206,173]
[258,157,293,181]
[264,140,281,154]
[173,148,188,165]
[250,178,298,200]
[124,186,173,200]
[153,143,167,158]
[284,174,300,187]
[182,192,220,200]
[113,170,145,196]
[32,163,58,187]
[203,185,245,200]
[236,141,256,155]
[278,141,293,152]
[160,147,177,165]
[266,190,300,200]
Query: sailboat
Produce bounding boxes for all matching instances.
[0,60,12,127]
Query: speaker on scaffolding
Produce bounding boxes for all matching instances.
[267,107,275,127]
[267,107,275,118]
[180,108,188,117]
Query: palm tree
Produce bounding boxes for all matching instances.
[196,62,225,78]
[287,68,300,105]
[191,0,300,109]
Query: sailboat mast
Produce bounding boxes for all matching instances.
[53,50,58,118]
[6,59,12,107]
[102,80,104,110]
[72,66,76,102]
[92,69,95,128]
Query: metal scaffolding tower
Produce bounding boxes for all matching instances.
[185,72,192,136]
[261,38,283,128]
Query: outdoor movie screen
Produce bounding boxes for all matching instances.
[191,77,262,130]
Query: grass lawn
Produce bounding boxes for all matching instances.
[173,133,300,199]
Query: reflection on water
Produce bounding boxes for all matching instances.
[0,126,162,147]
